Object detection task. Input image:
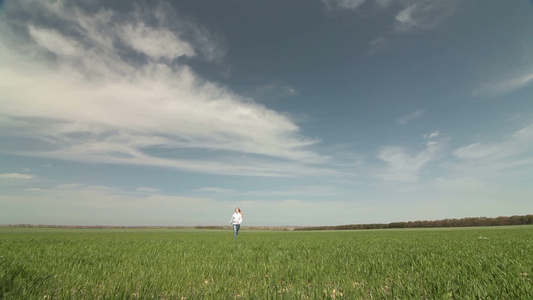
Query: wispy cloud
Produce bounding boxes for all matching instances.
[505,113,522,123]
[249,83,299,101]
[397,109,425,124]
[322,0,366,11]
[135,187,161,193]
[423,131,439,139]
[375,132,444,182]
[430,124,533,203]
[394,4,417,31]
[0,1,330,177]
[118,22,195,60]
[445,124,533,181]
[0,173,35,180]
[198,187,235,194]
[453,125,533,162]
[360,0,459,53]
[472,71,533,97]
[392,1,457,33]
[325,0,457,33]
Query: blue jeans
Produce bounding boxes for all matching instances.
[233,224,240,238]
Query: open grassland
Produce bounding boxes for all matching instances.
[1,226,532,299]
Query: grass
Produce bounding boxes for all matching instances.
[0,226,532,299]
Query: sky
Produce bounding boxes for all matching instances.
[0,0,532,226]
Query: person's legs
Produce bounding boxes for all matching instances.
[233,224,238,238]
[236,224,240,236]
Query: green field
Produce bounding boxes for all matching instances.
[1,226,532,299]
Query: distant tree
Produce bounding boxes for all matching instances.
[294,214,533,231]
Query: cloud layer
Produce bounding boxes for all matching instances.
[0,1,327,177]
[0,173,35,179]
[398,109,425,125]
[450,125,533,178]
[376,131,443,182]
[473,71,533,97]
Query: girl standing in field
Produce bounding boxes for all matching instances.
[229,208,243,238]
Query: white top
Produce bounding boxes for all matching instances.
[230,212,242,225]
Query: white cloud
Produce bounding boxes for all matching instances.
[119,22,195,59]
[395,4,417,31]
[0,1,331,177]
[28,25,80,56]
[135,187,161,193]
[376,133,443,182]
[325,0,457,33]
[453,125,533,161]
[376,145,430,182]
[397,109,425,124]
[423,131,439,139]
[432,126,533,215]
[505,113,522,123]
[393,0,457,33]
[364,0,458,53]
[473,71,533,97]
[322,0,366,11]
[448,124,533,179]
[453,143,507,161]
[0,173,35,179]
[198,187,234,193]
[514,125,533,141]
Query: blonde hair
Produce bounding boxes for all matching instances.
[236,207,243,218]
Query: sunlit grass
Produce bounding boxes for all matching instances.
[1,226,532,299]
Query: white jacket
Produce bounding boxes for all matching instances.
[230,212,242,225]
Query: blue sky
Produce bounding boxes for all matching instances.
[1,0,532,226]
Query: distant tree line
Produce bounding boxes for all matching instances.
[295,214,533,231]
